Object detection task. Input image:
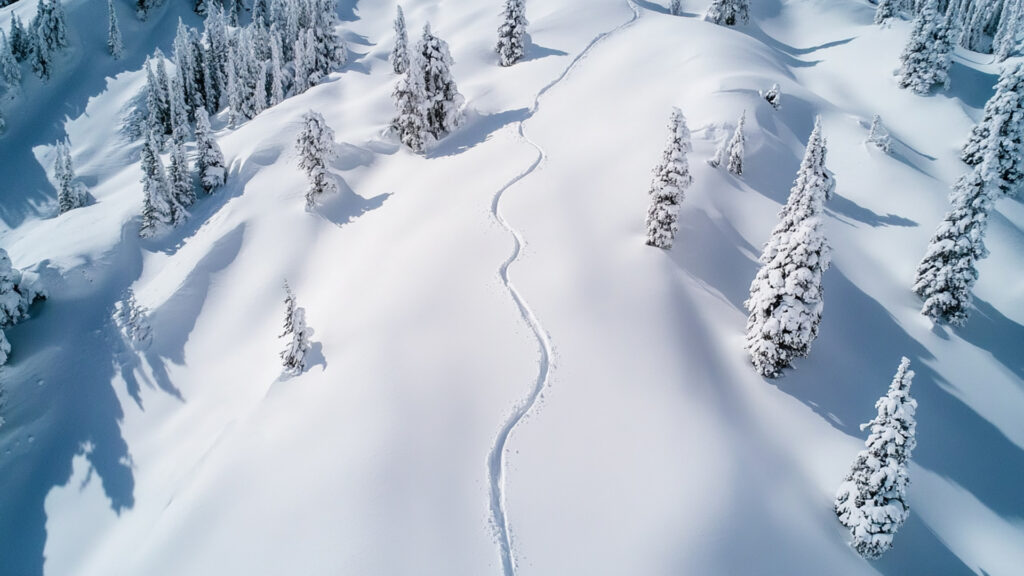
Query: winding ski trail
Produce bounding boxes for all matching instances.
[486,3,641,575]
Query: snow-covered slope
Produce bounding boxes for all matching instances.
[1,1,1022,575]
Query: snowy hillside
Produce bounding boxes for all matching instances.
[1,0,1022,575]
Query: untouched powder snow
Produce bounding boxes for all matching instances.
[0,1,1022,575]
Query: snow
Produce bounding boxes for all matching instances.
[0,1,1022,575]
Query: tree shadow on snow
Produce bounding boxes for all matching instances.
[827,191,918,228]
[519,35,569,63]
[958,296,1024,382]
[313,177,390,228]
[143,223,247,403]
[947,61,998,112]
[673,208,761,312]
[0,221,150,576]
[771,267,1024,526]
[427,107,530,158]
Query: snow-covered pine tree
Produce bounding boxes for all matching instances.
[227,0,241,27]
[296,110,337,207]
[202,5,231,112]
[670,0,683,16]
[867,114,893,152]
[961,61,1024,195]
[269,32,286,105]
[253,0,270,25]
[497,0,528,67]
[645,107,693,249]
[9,14,31,62]
[930,0,957,89]
[0,247,45,365]
[391,51,430,153]
[726,110,746,176]
[834,357,917,559]
[136,0,164,21]
[147,51,173,136]
[0,32,21,91]
[194,107,226,192]
[167,76,195,211]
[55,140,88,213]
[708,128,729,168]
[912,168,992,325]
[115,287,152,348]
[139,128,182,237]
[280,281,314,375]
[704,0,750,26]
[29,18,53,81]
[875,0,899,25]
[108,0,124,59]
[33,0,68,54]
[306,0,347,79]
[992,0,1020,60]
[763,83,782,110]
[897,0,946,94]
[173,20,205,115]
[292,28,314,94]
[391,5,409,74]
[744,117,832,378]
[418,24,464,138]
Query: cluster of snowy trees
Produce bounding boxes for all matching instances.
[708,110,746,176]
[705,0,750,26]
[0,0,69,95]
[0,249,45,367]
[114,288,152,349]
[138,0,348,236]
[280,281,314,375]
[390,9,465,153]
[834,357,918,558]
[913,61,1023,325]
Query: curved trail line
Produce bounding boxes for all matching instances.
[486,3,640,575]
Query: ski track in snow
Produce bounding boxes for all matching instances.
[485,3,641,575]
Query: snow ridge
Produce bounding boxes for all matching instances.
[485,2,641,574]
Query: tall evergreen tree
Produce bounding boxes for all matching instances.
[269,32,286,105]
[645,108,693,249]
[167,75,195,210]
[670,0,683,16]
[296,110,337,207]
[391,51,430,153]
[497,0,528,67]
[55,140,88,213]
[108,0,124,59]
[993,0,1021,61]
[834,357,917,559]
[227,0,241,27]
[306,0,347,79]
[897,0,947,94]
[194,107,226,192]
[704,0,750,26]
[139,128,182,237]
[913,168,993,325]
[9,14,31,62]
[0,32,21,91]
[292,28,314,94]
[391,5,409,74]
[145,54,171,137]
[745,118,832,378]
[875,0,899,24]
[726,110,746,176]
[418,24,464,138]
[173,20,204,115]
[961,61,1024,196]
[202,6,231,112]
[252,0,270,25]
[280,281,314,375]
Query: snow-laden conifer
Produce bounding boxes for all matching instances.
[296,110,337,207]
[139,128,182,237]
[762,83,782,110]
[391,51,430,153]
[726,110,746,176]
[108,0,124,59]
[280,281,314,375]
[961,61,1024,195]
[9,14,31,62]
[194,107,226,192]
[306,0,348,79]
[993,0,1021,61]
[29,19,53,81]
[704,0,750,26]
[114,287,152,349]
[897,0,946,95]
[0,248,45,365]
[418,24,464,138]
[875,0,899,25]
[268,33,286,105]
[253,0,271,26]
[645,108,693,249]
[0,32,21,91]
[292,28,314,95]
[867,114,892,153]
[227,0,241,27]
[55,140,89,214]
[745,118,832,378]
[173,21,204,115]
[670,0,683,16]
[497,0,528,67]
[391,5,409,74]
[834,357,917,559]
[708,129,729,168]
[913,168,992,325]
[202,6,230,112]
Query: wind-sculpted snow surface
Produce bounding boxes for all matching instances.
[1,1,1022,575]
[486,4,640,573]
